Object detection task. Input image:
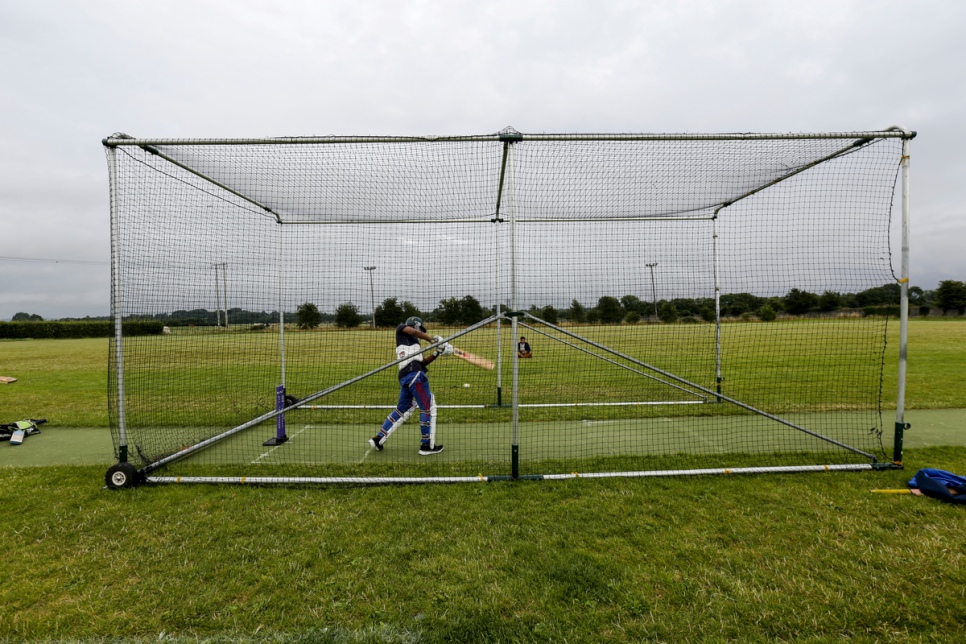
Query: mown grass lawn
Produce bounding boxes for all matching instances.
[0,319,965,642]
[0,446,964,642]
[2,319,964,428]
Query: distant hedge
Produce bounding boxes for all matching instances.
[0,320,164,339]
[862,305,901,318]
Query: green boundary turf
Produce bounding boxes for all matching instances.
[2,408,964,469]
[1,448,965,642]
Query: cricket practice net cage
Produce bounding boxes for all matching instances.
[102,127,914,487]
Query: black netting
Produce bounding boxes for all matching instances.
[106,132,905,482]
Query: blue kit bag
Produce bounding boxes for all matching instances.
[908,468,966,505]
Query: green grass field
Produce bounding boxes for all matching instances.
[3,318,965,478]
[1,451,965,642]
[1,319,965,641]
[3,319,964,429]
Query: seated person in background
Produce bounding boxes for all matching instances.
[517,336,532,359]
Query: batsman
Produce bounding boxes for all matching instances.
[369,316,452,455]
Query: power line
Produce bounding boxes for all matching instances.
[0,255,109,266]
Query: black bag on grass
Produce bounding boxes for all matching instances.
[1,418,46,442]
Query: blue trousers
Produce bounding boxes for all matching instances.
[380,370,433,443]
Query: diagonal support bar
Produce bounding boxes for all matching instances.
[141,314,504,474]
[712,135,883,215]
[121,143,282,223]
[519,312,877,461]
[518,321,707,401]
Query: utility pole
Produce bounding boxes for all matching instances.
[213,262,228,329]
[364,266,377,328]
[646,262,658,319]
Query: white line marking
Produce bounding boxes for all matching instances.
[251,424,312,464]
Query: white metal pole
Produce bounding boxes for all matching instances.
[713,217,722,398]
[107,146,128,461]
[894,135,911,463]
[496,219,503,405]
[103,131,910,148]
[277,224,286,387]
[507,145,520,477]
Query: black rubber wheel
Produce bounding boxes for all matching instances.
[105,462,141,490]
[284,394,300,407]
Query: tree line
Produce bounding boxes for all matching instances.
[9,280,965,327]
[295,280,966,329]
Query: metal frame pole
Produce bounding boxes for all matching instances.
[495,222,503,406]
[713,217,723,398]
[277,225,286,387]
[103,130,911,148]
[894,135,912,464]
[493,139,512,408]
[274,223,288,443]
[507,145,520,479]
[107,146,128,463]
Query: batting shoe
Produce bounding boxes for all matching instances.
[369,435,384,451]
[418,443,444,456]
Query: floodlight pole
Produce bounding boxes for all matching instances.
[364,266,377,328]
[646,263,659,319]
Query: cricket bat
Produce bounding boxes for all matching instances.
[452,348,494,370]
[0,376,16,384]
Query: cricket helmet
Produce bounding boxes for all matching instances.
[404,316,426,332]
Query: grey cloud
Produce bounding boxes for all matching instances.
[1,0,964,319]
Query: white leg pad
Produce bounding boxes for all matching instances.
[383,402,416,444]
[429,394,438,448]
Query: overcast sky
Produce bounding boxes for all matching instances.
[1,0,964,319]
